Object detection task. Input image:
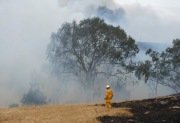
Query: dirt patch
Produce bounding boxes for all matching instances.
[97,94,180,123]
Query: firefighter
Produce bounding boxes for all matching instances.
[104,85,113,108]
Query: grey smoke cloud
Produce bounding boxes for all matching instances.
[0,0,178,107]
[123,3,180,43]
[57,0,180,43]
[95,6,126,25]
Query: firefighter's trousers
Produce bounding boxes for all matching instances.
[105,99,111,108]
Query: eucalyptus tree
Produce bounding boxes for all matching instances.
[47,17,139,89]
[135,39,180,93]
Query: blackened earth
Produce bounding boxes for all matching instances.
[97,93,180,123]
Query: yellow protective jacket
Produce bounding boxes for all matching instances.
[105,88,113,100]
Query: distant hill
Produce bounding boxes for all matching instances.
[136,42,171,60]
[137,41,171,52]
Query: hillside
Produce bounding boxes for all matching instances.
[0,104,132,123]
[135,41,171,61]
[98,93,180,123]
[137,42,171,52]
[0,94,179,123]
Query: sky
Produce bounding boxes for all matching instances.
[0,0,179,107]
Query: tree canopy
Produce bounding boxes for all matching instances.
[135,39,180,93]
[47,17,139,88]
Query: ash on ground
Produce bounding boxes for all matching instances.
[97,93,180,123]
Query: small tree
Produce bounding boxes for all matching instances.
[135,39,180,93]
[21,88,47,106]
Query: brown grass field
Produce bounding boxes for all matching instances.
[0,104,132,123]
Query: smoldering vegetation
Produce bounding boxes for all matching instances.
[12,41,170,107]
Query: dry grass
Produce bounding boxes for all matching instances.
[0,104,132,123]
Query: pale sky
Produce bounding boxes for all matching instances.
[114,0,180,43]
[0,0,179,107]
[114,0,180,21]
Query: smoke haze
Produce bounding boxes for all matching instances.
[0,0,178,107]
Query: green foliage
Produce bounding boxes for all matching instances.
[47,17,139,87]
[135,60,152,83]
[135,39,180,92]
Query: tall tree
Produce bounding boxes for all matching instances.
[135,39,180,93]
[47,17,139,89]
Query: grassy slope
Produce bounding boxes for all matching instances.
[0,104,132,123]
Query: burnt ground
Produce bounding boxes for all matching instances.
[97,94,180,123]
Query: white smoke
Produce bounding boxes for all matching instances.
[0,0,178,107]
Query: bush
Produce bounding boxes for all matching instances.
[21,88,47,106]
[9,103,19,108]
